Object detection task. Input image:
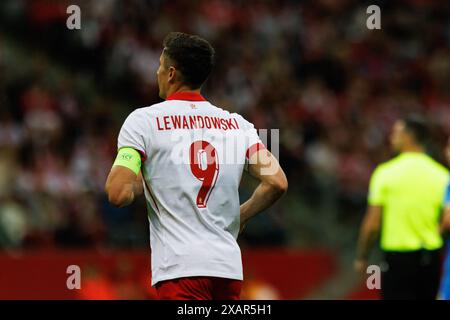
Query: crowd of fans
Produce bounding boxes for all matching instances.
[0,0,449,249]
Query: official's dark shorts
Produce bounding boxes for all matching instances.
[155,276,242,300]
[381,249,442,300]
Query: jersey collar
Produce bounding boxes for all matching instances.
[166,92,206,101]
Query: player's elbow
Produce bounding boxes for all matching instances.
[107,193,124,208]
[277,178,289,195]
[107,190,130,208]
[268,173,288,197]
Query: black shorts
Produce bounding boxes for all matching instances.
[381,249,442,300]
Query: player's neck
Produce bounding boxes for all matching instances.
[166,85,201,99]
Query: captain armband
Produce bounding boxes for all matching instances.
[113,147,142,175]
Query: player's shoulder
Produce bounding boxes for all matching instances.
[205,102,256,128]
[223,109,255,129]
[231,112,251,125]
[123,101,168,122]
[131,101,167,115]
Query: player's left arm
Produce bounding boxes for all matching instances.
[105,147,144,208]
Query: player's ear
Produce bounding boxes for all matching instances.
[168,66,176,83]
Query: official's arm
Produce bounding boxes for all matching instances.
[441,205,450,236]
[354,205,382,272]
[354,166,384,273]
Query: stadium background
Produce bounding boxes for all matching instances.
[0,0,448,299]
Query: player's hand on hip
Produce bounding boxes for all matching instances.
[239,221,247,235]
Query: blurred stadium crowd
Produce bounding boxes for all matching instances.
[0,0,449,250]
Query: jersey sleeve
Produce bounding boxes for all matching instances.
[235,115,266,170]
[245,129,265,160]
[368,166,387,206]
[117,109,148,161]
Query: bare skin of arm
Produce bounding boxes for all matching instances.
[441,205,450,236]
[240,149,288,234]
[354,205,382,273]
[105,166,143,208]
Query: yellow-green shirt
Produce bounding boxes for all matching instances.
[368,152,449,251]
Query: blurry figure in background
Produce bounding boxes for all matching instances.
[0,109,24,149]
[0,148,28,248]
[438,137,450,300]
[76,264,118,300]
[111,256,147,300]
[53,194,102,248]
[354,115,449,300]
[20,84,61,148]
[0,148,19,198]
[0,198,28,248]
[76,260,158,300]
[241,275,281,300]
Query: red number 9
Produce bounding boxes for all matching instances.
[189,140,219,208]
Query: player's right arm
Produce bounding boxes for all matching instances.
[105,109,147,208]
[105,151,143,208]
[239,148,288,234]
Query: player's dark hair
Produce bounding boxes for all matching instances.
[162,32,215,89]
[403,114,430,146]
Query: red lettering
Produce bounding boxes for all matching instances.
[233,118,239,129]
[189,116,197,129]
[156,117,164,131]
[158,115,238,131]
[197,116,205,128]
[171,115,181,129]
[204,116,212,129]
[182,116,189,129]
[220,118,227,130]
[226,119,235,130]
[163,116,170,130]
[211,117,221,129]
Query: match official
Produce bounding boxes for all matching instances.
[354,115,449,300]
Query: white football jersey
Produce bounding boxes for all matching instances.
[117,92,264,285]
